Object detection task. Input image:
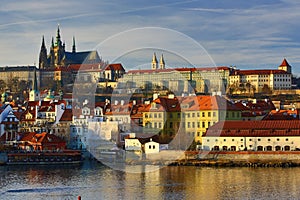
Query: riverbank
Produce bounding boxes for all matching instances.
[121,151,300,167]
[170,151,300,167]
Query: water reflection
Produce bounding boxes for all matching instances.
[1,162,300,199]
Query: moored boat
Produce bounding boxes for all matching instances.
[6,150,82,165]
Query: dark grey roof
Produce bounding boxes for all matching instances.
[64,51,101,64]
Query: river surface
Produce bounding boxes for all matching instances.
[1,161,300,200]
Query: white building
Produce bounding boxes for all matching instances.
[229,59,292,92]
[144,139,160,154]
[202,120,300,151]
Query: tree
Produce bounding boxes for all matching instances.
[0,80,6,93]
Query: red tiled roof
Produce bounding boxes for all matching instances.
[279,58,291,67]
[104,63,125,71]
[204,120,300,137]
[60,109,73,121]
[263,109,299,120]
[233,69,288,75]
[127,66,230,74]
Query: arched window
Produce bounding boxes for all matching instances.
[257,146,263,151]
[266,146,272,151]
[284,146,290,151]
[275,146,281,151]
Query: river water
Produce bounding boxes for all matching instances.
[1,161,300,200]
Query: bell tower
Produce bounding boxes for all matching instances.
[151,53,158,70]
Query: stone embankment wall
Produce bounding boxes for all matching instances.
[172,151,300,167]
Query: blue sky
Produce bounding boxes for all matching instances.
[1,0,300,74]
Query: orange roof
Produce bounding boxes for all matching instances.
[20,132,66,144]
[263,109,299,120]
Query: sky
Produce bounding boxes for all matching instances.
[1,0,300,74]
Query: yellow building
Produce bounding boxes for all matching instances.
[140,95,242,143]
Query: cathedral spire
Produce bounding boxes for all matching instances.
[159,54,165,69]
[55,24,61,46]
[151,52,158,70]
[39,36,48,69]
[41,35,46,48]
[51,37,54,48]
[72,36,76,53]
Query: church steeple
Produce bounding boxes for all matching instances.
[72,36,76,53]
[41,35,46,49]
[55,25,61,47]
[29,69,40,101]
[159,54,165,69]
[39,36,48,69]
[151,53,158,70]
[51,37,54,49]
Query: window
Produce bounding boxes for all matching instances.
[277,138,280,141]
[202,112,205,117]
[232,139,234,141]
[223,139,226,142]
[286,138,289,141]
[213,112,216,117]
[202,122,205,128]
[207,139,210,142]
[208,112,211,117]
[249,139,252,141]
[258,138,261,141]
[268,139,271,141]
[241,139,243,141]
